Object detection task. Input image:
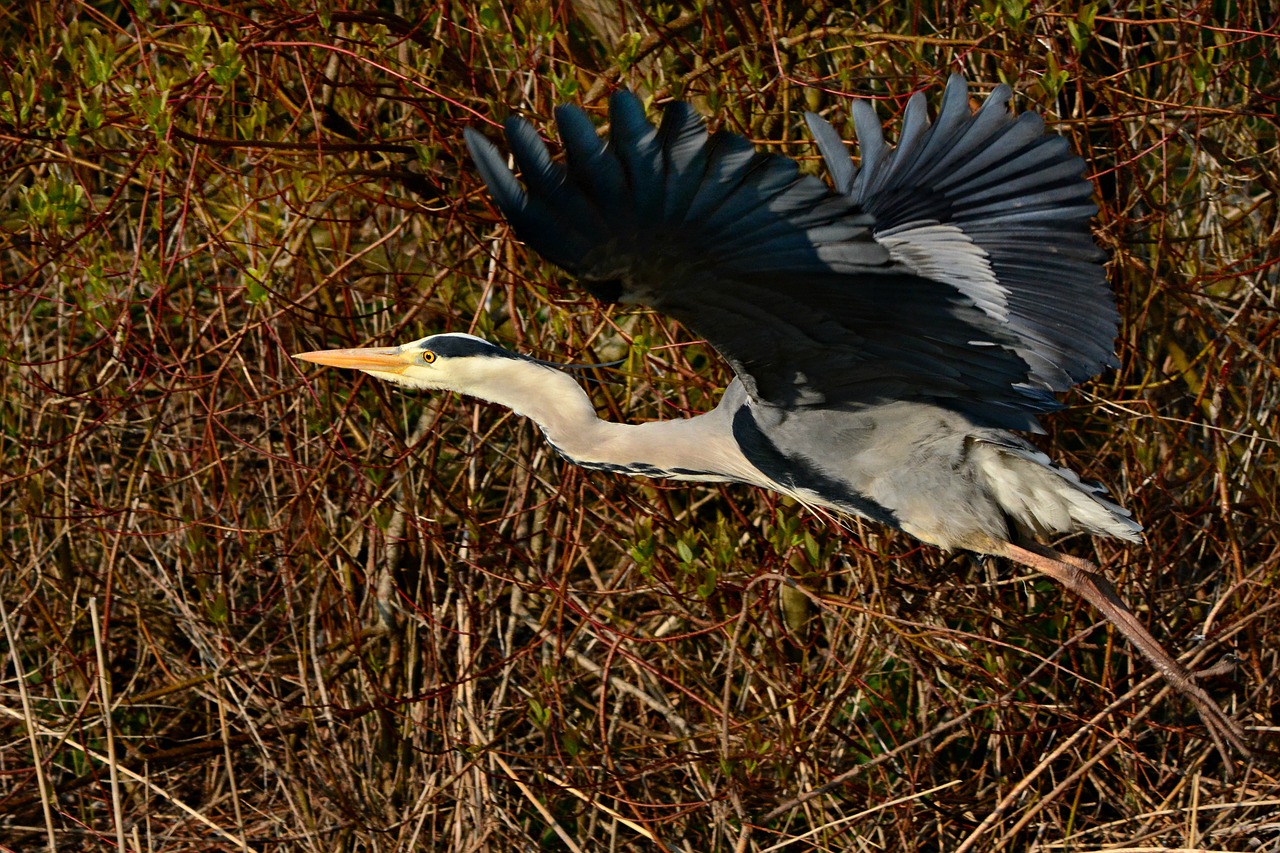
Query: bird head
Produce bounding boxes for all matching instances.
[294,333,525,393]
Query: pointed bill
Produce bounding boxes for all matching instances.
[293,346,413,375]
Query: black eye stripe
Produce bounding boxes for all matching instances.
[422,336,521,360]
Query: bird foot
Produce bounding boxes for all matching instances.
[1194,654,1239,680]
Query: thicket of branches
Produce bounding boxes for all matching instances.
[2,1,1277,850]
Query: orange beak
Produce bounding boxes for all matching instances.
[293,346,414,374]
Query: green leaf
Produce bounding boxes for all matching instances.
[210,40,244,87]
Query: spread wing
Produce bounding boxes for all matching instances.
[464,77,1118,431]
[804,74,1117,396]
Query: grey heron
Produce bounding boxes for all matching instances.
[296,76,1249,759]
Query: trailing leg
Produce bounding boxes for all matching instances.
[1002,542,1250,762]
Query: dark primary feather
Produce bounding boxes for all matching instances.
[805,75,1117,394]
[464,82,1118,430]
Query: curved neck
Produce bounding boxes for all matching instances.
[457,358,603,446]
[459,359,758,485]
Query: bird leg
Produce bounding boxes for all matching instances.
[1001,541,1251,762]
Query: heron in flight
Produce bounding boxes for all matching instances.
[297,76,1248,758]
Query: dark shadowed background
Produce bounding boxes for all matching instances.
[2,1,1277,850]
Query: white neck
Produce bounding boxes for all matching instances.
[455,359,761,485]
[472,359,602,445]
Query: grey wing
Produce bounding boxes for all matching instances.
[465,86,1109,430]
[805,74,1118,394]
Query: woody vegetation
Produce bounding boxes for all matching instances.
[2,1,1277,849]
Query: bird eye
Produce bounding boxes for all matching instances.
[421,350,437,364]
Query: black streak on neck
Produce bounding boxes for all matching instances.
[731,405,900,529]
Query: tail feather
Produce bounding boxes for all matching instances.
[972,435,1143,543]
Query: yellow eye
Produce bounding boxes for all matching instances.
[421,350,437,364]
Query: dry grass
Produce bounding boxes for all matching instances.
[2,1,1278,850]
